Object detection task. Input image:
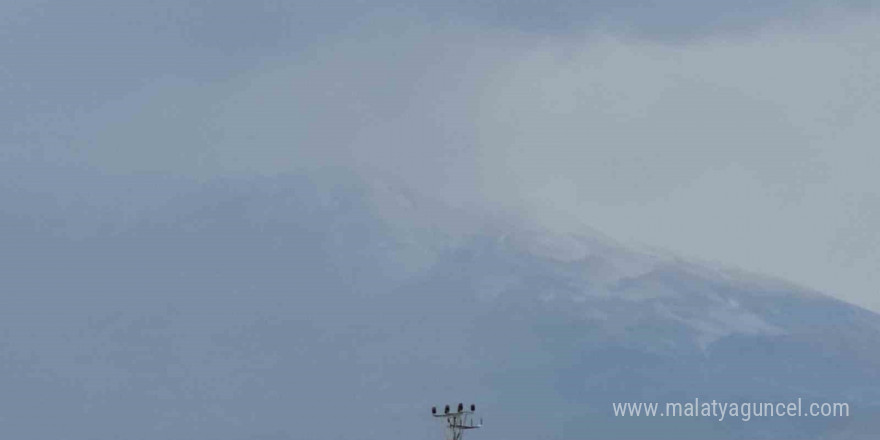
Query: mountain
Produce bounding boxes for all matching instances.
[1,171,878,440]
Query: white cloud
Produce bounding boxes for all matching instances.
[72,10,880,311]
[471,15,880,310]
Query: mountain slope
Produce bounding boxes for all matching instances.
[1,172,878,440]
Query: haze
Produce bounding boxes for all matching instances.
[3,0,879,311]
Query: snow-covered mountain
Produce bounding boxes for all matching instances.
[2,172,879,439]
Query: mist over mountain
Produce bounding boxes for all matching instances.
[5,0,880,438]
[3,171,879,439]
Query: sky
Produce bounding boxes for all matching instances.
[2,0,879,311]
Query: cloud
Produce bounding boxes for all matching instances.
[465,16,880,310]
[5,4,880,312]
[418,0,874,39]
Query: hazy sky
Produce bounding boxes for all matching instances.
[3,1,879,311]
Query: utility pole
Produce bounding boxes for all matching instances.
[431,403,482,440]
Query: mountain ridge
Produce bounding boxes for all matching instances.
[2,171,879,439]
